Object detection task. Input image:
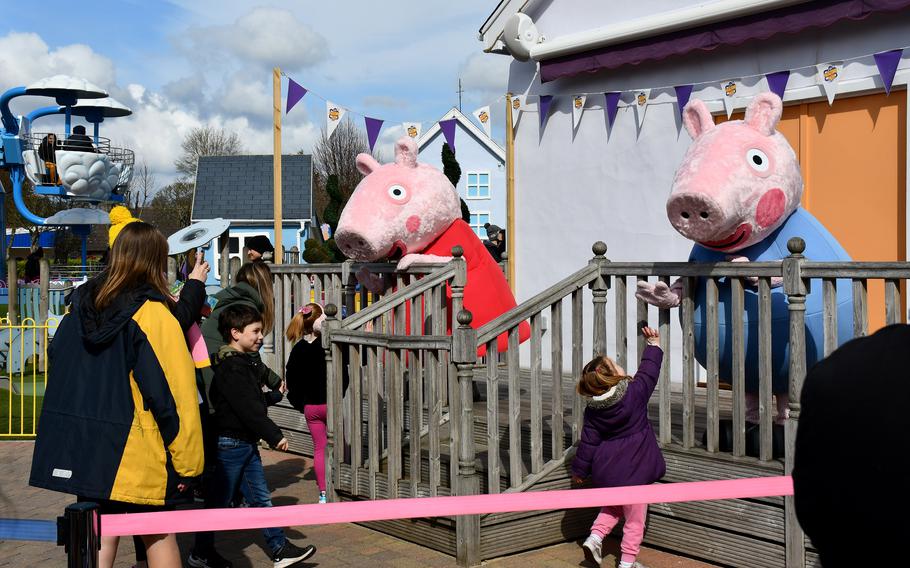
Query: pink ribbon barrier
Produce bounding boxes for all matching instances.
[101,475,793,537]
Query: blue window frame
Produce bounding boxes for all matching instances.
[466,171,490,199]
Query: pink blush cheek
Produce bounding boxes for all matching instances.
[406,215,421,233]
[755,188,786,228]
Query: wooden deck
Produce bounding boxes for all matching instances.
[271,370,815,567]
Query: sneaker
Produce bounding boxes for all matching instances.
[272,542,316,568]
[187,550,233,568]
[318,491,327,504]
[582,534,603,566]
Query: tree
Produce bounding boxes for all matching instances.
[125,160,156,217]
[175,126,243,180]
[145,180,193,236]
[310,120,369,220]
[303,174,347,263]
[441,143,471,223]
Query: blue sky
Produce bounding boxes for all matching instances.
[1,1,510,180]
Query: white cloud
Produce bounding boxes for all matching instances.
[0,31,323,184]
[459,52,511,96]
[182,7,329,72]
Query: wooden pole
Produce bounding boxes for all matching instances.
[273,67,283,264]
[504,93,516,292]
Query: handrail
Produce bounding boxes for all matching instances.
[598,260,910,279]
[330,329,452,350]
[476,263,600,345]
[341,263,457,330]
[269,260,446,275]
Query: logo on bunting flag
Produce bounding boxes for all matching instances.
[510,95,526,129]
[721,79,740,118]
[325,101,346,139]
[816,62,843,105]
[403,122,422,139]
[472,106,492,139]
[633,90,650,129]
[572,95,586,131]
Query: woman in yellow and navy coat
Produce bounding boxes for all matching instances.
[30,221,204,568]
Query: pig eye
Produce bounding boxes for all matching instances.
[746,149,769,172]
[388,185,408,201]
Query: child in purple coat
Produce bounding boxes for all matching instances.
[572,326,665,568]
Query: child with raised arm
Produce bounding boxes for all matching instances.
[572,326,666,568]
[190,304,316,568]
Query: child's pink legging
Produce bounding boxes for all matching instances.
[590,503,648,564]
[304,404,328,492]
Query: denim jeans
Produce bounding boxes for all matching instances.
[194,437,286,555]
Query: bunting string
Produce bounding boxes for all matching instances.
[281,45,907,148]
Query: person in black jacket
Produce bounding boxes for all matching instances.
[190,304,316,568]
[284,302,349,504]
[62,124,97,152]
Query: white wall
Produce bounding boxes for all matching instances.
[501,6,910,371]
[419,123,506,236]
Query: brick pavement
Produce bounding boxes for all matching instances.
[0,442,717,567]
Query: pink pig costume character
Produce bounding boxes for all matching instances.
[636,93,853,433]
[335,137,530,355]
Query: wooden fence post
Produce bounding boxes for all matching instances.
[342,260,356,317]
[38,259,50,325]
[219,229,230,289]
[229,256,242,286]
[782,237,808,568]
[323,303,340,500]
[589,242,609,357]
[166,257,177,286]
[453,309,480,567]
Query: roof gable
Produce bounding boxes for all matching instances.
[417,107,505,162]
[191,154,312,223]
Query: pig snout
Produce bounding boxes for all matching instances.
[667,193,725,242]
[335,229,381,261]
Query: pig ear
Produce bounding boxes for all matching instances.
[744,92,783,136]
[682,99,714,140]
[356,153,381,175]
[394,137,418,168]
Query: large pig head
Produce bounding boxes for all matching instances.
[335,137,461,261]
[667,93,802,252]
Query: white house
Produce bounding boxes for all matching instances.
[480,0,910,335]
[417,107,506,239]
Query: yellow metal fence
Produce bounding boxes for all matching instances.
[0,317,55,438]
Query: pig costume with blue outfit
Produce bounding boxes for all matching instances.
[636,92,853,425]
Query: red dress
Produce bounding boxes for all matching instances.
[422,220,530,356]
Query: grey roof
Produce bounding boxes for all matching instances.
[191,154,312,223]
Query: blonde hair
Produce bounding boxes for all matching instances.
[236,262,274,335]
[285,303,324,343]
[576,355,632,397]
[94,222,173,311]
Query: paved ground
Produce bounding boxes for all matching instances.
[0,441,717,567]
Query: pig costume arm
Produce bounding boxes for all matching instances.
[636,93,792,307]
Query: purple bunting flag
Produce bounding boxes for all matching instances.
[765,70,790,100]
[364,117,384,153]
[604,92,621,128]
[286,78,307,114]
[873,49,903,96]
[538,95,554,129]
[439,118,457,152]
[674,85,693,119]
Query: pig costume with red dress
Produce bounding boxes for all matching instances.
[335,137,529,355]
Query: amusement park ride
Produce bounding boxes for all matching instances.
[0,74,135,277]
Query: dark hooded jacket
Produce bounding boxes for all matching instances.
[572,346,666,488]
[209,345,284,447]
[197,283,280,412]
[29,278,204,506]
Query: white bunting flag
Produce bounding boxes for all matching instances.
[326,101,346,139]
[510,95,526,129]
[402,122,422,140]
[721,79,741,119]
[472,105,492,139]
[633,89,651,129]
[816,62,843,105]
[571,94,587,131]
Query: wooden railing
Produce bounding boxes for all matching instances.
[308,239,908,567]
